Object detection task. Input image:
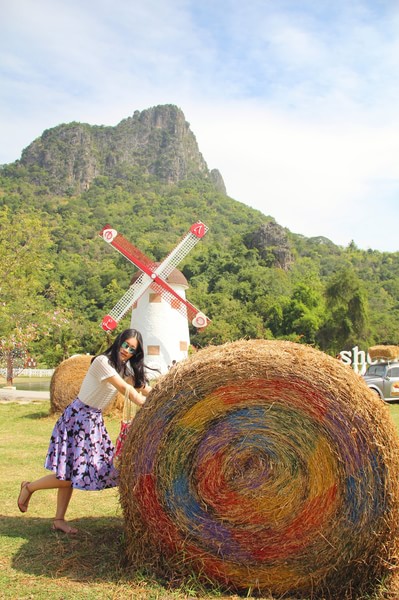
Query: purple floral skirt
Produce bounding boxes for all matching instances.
[44,398,119,491]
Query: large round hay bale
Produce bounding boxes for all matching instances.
[50,354,123,415]
[119,339,399,599]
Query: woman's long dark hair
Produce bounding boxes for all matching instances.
[94,328,148,387]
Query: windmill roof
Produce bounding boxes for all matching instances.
[130,264,189,288]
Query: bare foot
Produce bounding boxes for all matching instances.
[17,482,32,513]
[52,519,78,535]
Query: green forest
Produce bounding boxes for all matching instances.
[1,132,399,368]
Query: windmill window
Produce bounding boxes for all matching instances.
[149,293,162,303]
[147,345,160,355]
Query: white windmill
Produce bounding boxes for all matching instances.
[98,222,210,372]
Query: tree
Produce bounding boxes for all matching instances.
[0,207,69,376]
[317,267,369,352]
[281,284,323,344]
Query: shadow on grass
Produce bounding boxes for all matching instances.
[1,515,136,584]
[21,410,53,420]
[0,516,243,599]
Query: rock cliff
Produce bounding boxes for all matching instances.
[18,104,226,195]
[245,221,293,270]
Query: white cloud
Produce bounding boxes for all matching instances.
[1,0,399,251]
[190,101,399,249]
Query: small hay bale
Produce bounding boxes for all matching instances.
[50,354,124,415]
[368,345,399,361]
[119,339,399,599]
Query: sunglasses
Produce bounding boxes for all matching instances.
[121,341,138,354]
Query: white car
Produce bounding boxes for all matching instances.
[362,362,399,402]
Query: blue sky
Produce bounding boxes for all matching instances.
[1,0,399,251]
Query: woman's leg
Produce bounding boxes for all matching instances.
[18,474,78,533]
[17,474,72,513]
[55,485,74,518]
[53,486,78,534]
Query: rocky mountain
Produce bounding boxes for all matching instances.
[16,104,226,196]
[245,221,293,270]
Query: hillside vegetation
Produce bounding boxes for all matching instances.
[1,105,399,367]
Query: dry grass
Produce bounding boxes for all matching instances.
[368,346,399,361]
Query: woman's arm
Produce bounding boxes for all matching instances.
[125,375,152,397]
[106,374,146,407]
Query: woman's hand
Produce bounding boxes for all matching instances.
[130,387,146,407]
[138,384,152,397]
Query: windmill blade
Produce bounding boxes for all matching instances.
[99,222,210,331]
[99,225,157,273]
[101,271,153,331]
[154,221,208,281]
[99,221,207,279]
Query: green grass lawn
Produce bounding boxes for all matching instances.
[0,400,240,600]
[1,399,399,600]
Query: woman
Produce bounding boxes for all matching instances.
[17,328,152,534]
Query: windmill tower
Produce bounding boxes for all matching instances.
[130,266,191,373]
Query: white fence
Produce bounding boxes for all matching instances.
[0,368,54,378]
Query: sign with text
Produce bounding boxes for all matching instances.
[338,346,378,374]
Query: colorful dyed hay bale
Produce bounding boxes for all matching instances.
[119,339,399,599]
[50,354,123,415]
[368,345,399,361]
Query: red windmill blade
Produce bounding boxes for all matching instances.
[99,222,210,332]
